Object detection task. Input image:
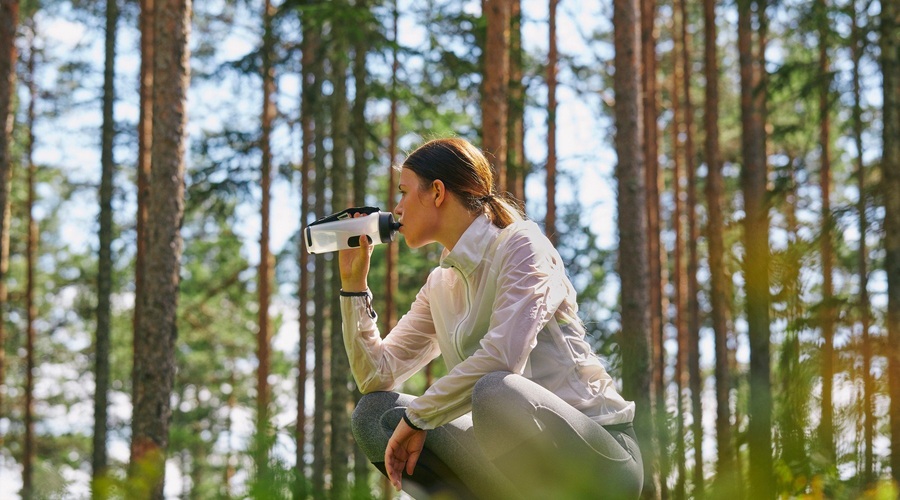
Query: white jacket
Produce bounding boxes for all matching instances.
[341,214,635,430]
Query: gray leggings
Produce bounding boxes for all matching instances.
[351,371,643,499]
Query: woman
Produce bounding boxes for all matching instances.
[339,137,642,499]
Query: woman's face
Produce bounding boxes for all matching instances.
[395,168,438,248]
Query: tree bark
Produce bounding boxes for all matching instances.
[385,0,399,339]
[0,0,19,419]
[738,0,773,496]
[778,157,807,485]
[613,0,654,497]
[330,7,351,494]
[22,27,36,500]
[546,0,558,245]
[703,0,734,493]
[851,0,873,485]
[131,0,154,471]
[311,34,329,498]
[482,0,510,189]
[671,18,688,497]
[351,2,368,208]
[93,0,118,496]
[881,0,900,486]
[350,5,371,495]
[255,0,275,481]
[296,3,317,497]
[506,0,525,207]
[678,0,703,492]
[129,0,191,496]
[816,0,835,462]
[642,0,665,496]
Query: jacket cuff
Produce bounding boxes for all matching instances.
[403,409,429,431]
[403,411,425,431]
[340,290,376,320]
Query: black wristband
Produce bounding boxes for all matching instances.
[340,289,369,297]
[403,412,425,431]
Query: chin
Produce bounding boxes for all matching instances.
[402,236,428,250]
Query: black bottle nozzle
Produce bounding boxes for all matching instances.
[379,212,402,242]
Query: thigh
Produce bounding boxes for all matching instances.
[472,372,643,498]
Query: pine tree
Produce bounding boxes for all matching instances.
[92,0,118,496]
[129,0,191,496]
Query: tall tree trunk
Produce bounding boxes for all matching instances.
[132,0,154,469]
[546,0,558,245]
[671,20,688,498]
[385,0,399,338]
[224,368,236,497]
[296,5,317,498]
[22,28,36,500]
[851,0,873,485]
[256,0,275,482]
[678,0,703,493]
[482,0,510,189]
[311,40,329,499]
[613,0,654,498]
[816,0,835,462]
[383,9,400,495]
[506,0,525,207]
[330,8,351,494]
[93,0,118,496]
[703,0,734,493]
[738,0,773,496]
[350,6,370,494]
[881,0,900,486]
[0,0,20,419]
[351,2,367,208]
[642,0,666,495]
[129,0,191,496]
[779,158,807,484]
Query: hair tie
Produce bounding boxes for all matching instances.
[479,193,495,203]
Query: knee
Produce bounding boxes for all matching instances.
[472,371,514,414]
[351,391,399,461]
[351,392,397,433]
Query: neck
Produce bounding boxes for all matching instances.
[438,207,480,251]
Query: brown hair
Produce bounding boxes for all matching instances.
[401,138,524,228]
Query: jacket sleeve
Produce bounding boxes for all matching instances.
[341,272,442,394]
[405,230,571,430]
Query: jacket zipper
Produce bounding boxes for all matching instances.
[452,266,471,362]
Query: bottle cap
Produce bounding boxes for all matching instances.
[379,212,401,243]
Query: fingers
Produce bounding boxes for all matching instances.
[385,443,404,491]
[406,448,421,476]
[359,231,370,250]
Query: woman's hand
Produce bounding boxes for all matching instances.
[384,417,427,491]
[338,214,374,292]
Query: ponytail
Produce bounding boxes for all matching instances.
[480,193,524,229]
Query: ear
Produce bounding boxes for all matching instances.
[432,179,447,208]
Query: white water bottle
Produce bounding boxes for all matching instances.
[304,206,401,254]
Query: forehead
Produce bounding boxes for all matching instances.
[399,168,419,186]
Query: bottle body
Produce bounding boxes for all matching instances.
[305,208,400,254]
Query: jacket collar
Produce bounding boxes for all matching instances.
[440,214,498,276]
